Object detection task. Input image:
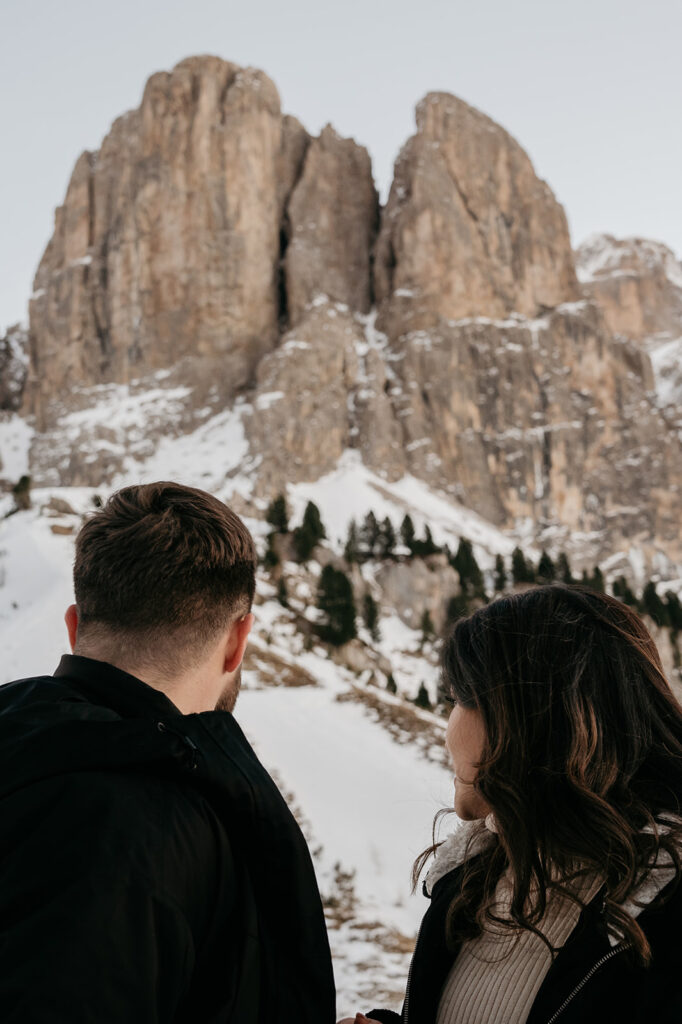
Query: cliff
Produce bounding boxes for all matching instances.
[9,55,682,576]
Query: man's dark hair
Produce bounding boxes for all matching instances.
[73,481,257,672]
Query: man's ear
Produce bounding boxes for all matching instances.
[224,612,254,674]
[65,604,79,652]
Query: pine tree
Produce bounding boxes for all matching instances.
[666,592,682,631]
[362,592,381,642]
[263,533,280,569]
[536,550,556,582]
[494,554,506,593]
[376,517,396,560]
[400,514,416,555]
[642,581,669,628]
[266,494,289,533]
[511,547,532,585]
[359,511,380,560]
[414,682,432,710]
[386,673,397,695]
[317,565,357,646]
[303,501,325,542]
[420,609,435,645]
[12,475,31,511]
[446,592,469,624]
[410,523,440,557]
[422,525,440,556]
[613,576,638,607]
[292,526,315,562]
[277,577,289,607]
[344,519,360,564]
[589,566,605,593]
[293,501,326,562]
[557,552,573,584]
[452,538,485,598]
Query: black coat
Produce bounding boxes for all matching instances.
[0,655,336,1023]
[368,859,682,1024]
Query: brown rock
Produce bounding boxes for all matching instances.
[386,301,681,552]
[375,554,460,634]
[18,63,682,584]
[244,300,403,498]
[239,291,682,574]
[374,92,579,327]
[0,324,28,411]
[576,235,682,342]
[26,57,312,429]
[285,125,379,325]
[50,523,75,535]
[43,495,77,515]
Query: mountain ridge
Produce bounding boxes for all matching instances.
[2,55,682,582]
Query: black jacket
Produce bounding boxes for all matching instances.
[0,655,336,1023]
[368,860,682,1024]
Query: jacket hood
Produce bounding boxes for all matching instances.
[0,667,200,803]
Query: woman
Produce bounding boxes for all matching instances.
[340,583,682,1024]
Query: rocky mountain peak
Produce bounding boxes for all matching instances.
[25,55,377,431]
[8,57,682,582]
[374,91,580,329]
[576,233,682,342]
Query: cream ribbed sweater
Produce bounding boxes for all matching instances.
[435,869,603,1024]
[428,816,679,1024]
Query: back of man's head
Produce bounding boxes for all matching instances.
[73,481,257,676]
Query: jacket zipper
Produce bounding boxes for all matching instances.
[401,917,425,1024]
[544,943,629,1024]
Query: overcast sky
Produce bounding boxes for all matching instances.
[1,0,680,333]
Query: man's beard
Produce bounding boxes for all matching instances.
[215,667,242,713]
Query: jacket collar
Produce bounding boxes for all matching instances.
[424,818,495,895]
[53,654,182,720]
[425,815,680,938]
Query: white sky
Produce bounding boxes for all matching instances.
[1,0,681,333]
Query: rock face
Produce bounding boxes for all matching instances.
[374,554,460,634]
[0,325,28,411]
[18,58,682,579]
[284,125,379,325]
[245,297,682,568]
[576,235,682,342]
[244,301,402,496]
[388,303,682,563]
[26,56,377,430]
[28,59,288,427]
[374,93,579,329]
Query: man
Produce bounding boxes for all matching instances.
[0,481,336,1022]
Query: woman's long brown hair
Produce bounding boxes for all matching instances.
[414,583,682,965]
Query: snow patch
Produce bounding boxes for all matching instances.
[0,414,34,482]
[113,403,252,496]
[287,449,517,565]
